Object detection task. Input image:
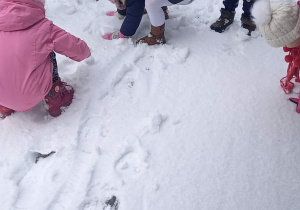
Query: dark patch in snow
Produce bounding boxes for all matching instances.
[103,195,119,210]
[33,151,56,163]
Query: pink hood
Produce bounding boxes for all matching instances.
[0,0,90,112]
[0,0,45,31]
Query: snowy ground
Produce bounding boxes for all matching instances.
[1,0,300,209]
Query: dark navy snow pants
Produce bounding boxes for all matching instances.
[119,0,145,36]
[50,52,59,84]
[223,0,255,16]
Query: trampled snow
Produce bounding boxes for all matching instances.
[1,0,300,209]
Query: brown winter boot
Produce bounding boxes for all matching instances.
[137,24,166,46]
[210,8,235,33]
[144,7,169,20]
[240,14,256,35]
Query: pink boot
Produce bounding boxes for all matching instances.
[44,79,74,117]
[102,31,128,40]
[106,11,125,20]
[0,105,14,119]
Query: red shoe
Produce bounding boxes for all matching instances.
[44,79,74,117]
[0,105,14,119]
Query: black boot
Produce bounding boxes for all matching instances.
[241,14,256,35]
[210,8,235,33]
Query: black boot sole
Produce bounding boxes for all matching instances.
[210,25,231,33]
[210,21,233,33]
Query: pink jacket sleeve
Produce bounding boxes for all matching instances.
[51,23,91,62]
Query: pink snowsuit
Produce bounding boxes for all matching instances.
[0,0,91,112]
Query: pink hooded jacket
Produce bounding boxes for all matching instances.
[0,0,91,112]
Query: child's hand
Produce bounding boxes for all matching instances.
[108,0,126,10]
[102,31,128,40]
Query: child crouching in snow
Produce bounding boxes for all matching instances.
[0,0,91,119]
[252,0,300,113]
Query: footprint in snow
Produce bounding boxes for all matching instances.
[114,141,149,182]
[139,112,168,136]
[111,64,134,89]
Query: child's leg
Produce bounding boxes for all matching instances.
[138,0,194,45]
[136,0,170,45]
[242,0,254,17]
[222,0,239,12]
[240,0,256,34]
[103,1,141,40]
[144,6,169,20]
[120,0,145,36]
[145,0,191,26]
[49,52,59,84]
[145,0,172,27]
[136,0,171,45]
[44,52,74,117]
[210,0,237,33]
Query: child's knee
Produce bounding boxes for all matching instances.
[145,0,159,10]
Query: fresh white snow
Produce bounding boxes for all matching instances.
[1,0,300,210]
